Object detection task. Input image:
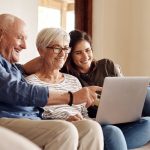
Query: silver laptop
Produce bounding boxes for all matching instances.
[96,77,150,125]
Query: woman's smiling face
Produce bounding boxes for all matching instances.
[42,40,70,70]
[72,40,93,73]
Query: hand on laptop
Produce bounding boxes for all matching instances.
[92,90,102,107]
[73,86,102,108]
[96,90,102,99]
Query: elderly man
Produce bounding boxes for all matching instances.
[0,14,103,150]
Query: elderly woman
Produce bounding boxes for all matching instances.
[25,28,104,150]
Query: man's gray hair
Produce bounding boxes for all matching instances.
[36,28,70,52]
[0,14,17,31]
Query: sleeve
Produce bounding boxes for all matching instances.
[0,63,48,107]
[15,64,27,76]
[98,58,118,76]
[81,105,89,118]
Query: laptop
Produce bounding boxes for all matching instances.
[95,77,150,125]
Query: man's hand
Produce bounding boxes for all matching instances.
[47,86,102,107]
[73,86,102,108]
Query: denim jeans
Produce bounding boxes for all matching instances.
[102,117,150,150]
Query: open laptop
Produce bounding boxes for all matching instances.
[96,77,150,125]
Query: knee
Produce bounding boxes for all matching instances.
[59,121,79,140]
[81,120,103,135]
[141,117,150,133]
[79,120,104,148]
[80,120,104,144]
[75,120,103,138]
[45,120,79,145]
[102,125,124,139]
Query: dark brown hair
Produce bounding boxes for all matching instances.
[61,30,93,77]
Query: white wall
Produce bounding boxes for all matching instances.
[0,0,39,63]
[93,0,150,76]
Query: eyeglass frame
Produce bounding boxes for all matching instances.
[46,45,71,54]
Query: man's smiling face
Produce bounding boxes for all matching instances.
[0,19,27,63]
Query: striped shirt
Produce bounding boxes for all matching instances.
[25,73,88,120]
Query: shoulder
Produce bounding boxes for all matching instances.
[96,58,115,66]
[63,73,82,87]
[0,55,14,71]
[95,59,115,70]
[0,54,8,65]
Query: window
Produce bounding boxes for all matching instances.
[38,6,61,31]
[38,0,75,32]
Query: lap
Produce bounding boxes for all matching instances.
[73,119,104,150]
[0,118,75,133]
[117,117,150,148]
[0,118,78,147]
[101,117,150,149]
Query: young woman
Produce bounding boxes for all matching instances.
[62,29,150,150]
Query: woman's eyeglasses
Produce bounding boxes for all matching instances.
[46,46,71,54]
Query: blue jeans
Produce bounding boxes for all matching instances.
[102,117,150,150]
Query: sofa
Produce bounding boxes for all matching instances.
[131,142,150,150]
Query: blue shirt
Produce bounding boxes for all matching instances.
[0,55,49,119]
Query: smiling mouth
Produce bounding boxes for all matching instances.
[81,59,91,64]
[14,49,20,53]
[56,57,65,61]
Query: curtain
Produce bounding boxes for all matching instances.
[75,0,93,37]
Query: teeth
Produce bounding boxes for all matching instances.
[15,50,19,53]
[57,58,64,60]
[81,61,88,64]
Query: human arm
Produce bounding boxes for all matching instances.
[45,74,102,107]
[0,59,48,106]
[1,66,101,108]
[47,86,102,107]
[22,56,42,75]
[0,56,101,108]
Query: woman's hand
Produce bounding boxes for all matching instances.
[66,114,83,122]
